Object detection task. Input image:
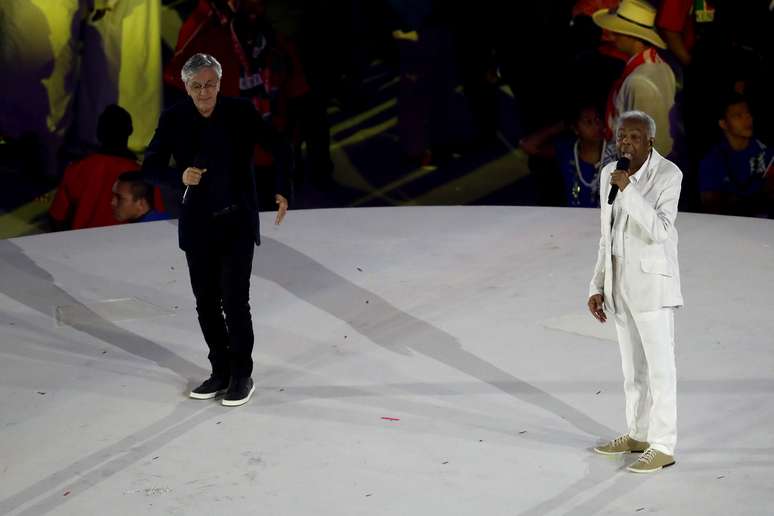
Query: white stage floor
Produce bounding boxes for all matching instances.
[1,207,772,515]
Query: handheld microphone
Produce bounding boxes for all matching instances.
[607,156,631,205]
[182,154,207,205]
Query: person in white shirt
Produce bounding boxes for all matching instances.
[587,110,683,473]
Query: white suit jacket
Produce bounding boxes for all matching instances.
[589,149,684,313]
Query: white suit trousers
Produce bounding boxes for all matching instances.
[612,257,677,455]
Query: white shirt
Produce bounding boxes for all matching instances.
[611,157,648,257]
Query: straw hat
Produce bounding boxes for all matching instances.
[592,0,667,49]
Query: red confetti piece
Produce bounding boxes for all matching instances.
[381,417,400,421]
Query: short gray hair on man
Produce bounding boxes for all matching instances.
[616,110,657,139]
[181,53,222,84]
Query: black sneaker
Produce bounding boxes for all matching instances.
[189,376,230,400]
[222,377,255,407]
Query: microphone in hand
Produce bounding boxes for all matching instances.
[182,165,207,205]
[607,156,631,205]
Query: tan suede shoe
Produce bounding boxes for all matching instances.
[627,448,676,473]
[594,435,649,455]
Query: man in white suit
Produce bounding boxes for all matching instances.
[587,110,683,473]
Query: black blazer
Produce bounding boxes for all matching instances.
[142,96,291,250]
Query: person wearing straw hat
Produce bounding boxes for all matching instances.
[593,0,677,161]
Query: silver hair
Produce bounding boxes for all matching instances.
[616,110,657,139]
[181,53,222,83]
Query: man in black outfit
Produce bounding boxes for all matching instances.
[143,53,290,407]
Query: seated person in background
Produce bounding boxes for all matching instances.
[49,105,166,230]
[111,171,170,223]
[49,105,139,230]
[556,103,606,208]
[699,92,774,217]
[519,102,607,208]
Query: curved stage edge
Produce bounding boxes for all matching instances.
[1,207,772,515]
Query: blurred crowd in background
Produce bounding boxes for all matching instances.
[1,0,772,236]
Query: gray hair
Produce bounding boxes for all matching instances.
[181,53,222,83]
[616,110,657,139]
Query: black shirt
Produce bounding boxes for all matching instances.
[191,107,245,213]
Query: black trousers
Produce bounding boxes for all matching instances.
[185,210,255,379]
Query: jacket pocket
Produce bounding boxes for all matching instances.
[640,258,672,277]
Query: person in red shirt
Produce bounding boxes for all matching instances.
[656,0,715,66]
[656,0,722,210]
[49,105,164,230]
[574,0,628,62]
[230,0,309,205]
[164,0,241,97]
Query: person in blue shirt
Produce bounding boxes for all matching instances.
[519,101,607,208]
[111,171,170,224]
[699,93,774,217]
[556,103,606,208]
